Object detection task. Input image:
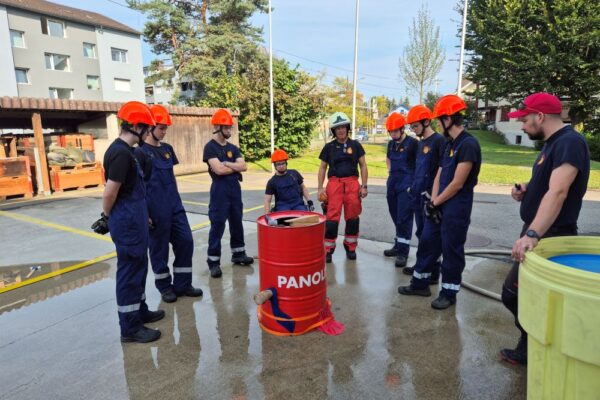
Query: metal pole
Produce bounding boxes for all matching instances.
[268,0,275,161]
[457,0,468,96]
[351,0,360,139]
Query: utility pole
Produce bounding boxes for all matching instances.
[351,0,360,139]
[268,0,275,171]
[457,0,468,97]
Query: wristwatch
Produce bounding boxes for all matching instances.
[361,185,368,189]
[525,229,541,240]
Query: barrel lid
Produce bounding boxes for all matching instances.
[548,254,600,273]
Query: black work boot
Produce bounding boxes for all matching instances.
[402,266,414,275]
[500,336,528,365]
[431,294,456,310]
[175,286,203,297]
[326,251,333,263]
[395,255,407,268]
[231,251,254,266]
[398,284,431,297]
[121,326,161,343]
[343,244,356,260]
[161,289,177,303]
[429,274,440,285]
[209,264,222,278]
[140,309,165,323]
[383,247,398,257]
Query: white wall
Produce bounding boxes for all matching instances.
[95,27,144,102]
[0,6,18,96]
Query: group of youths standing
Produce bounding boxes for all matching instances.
[96,92,591,370]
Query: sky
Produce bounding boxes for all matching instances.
[50,0,464,105]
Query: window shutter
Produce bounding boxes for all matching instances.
[41,17,48,34]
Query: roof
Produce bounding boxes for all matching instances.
[0,0,140,35]
[0,96,239,116]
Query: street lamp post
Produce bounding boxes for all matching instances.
[268,0,275,166]
[457,0,468,97]
[351,0,360,139]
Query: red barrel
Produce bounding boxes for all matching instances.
[257,211,328,336]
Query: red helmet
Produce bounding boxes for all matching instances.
[211,108,233,126]
[432,95,467,119]
[150,104,172,126]
[386,112,407,132]
[406,105,433,124]
[271,149,289,163]
[117,101,156,126]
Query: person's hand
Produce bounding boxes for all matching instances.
[91,213,109,235]
[360,186,368,198]
[511,183,527,202]
[512,235,538,262]
[423,200,442,224]
[318,188,326,200]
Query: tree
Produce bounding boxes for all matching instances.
[322,77,370,131]
[423,91,440,111]
[464,0,600,128]
[398,4,445,104]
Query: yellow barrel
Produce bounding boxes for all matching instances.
[520,236,600,400]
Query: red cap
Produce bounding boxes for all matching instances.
[507,93,562,119]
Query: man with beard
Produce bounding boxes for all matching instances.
[318,112,368,262]
[500,92,590,365]
[382,112,417,267]
[203,108,254,278]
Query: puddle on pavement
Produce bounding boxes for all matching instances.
[0,261,112,315]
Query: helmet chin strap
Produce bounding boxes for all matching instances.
[123,125,146,146]
[150,128,160,142]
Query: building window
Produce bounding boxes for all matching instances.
[15,68,29,84]
[83,43,96,59]
[87,75,100,90]
[10,30,25,48]
[42,18,65,37]
[45,53,70,71]
[516,135,522,145]
[181,82,195,91]
[49,87,73,99]
[111,48,128,63]
[114,78,131,92]
[500,106,510,122]
[145,86,154,96]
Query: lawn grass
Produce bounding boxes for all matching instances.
[248,130,600,189]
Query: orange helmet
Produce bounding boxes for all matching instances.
[211,108,233,126]
[150,104,172,126]
[432,95,467,119]
[386,112,407,132]
[406,105,433,124]
[271,149,289,163]
[117,101,156,126]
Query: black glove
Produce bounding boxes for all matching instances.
[307,200,315,212]
[423,200,442,224]
[91,212,109,235]
[321,202,328,214]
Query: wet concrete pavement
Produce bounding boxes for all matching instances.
[2,172,597,399]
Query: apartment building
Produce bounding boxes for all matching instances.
[0,0,144,102]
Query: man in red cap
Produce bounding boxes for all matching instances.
[500,92,590,365]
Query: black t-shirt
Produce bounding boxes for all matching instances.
[203,139,242,180]
[265,169,304,195]
[520,125,590,227]
[134,142,179,181]
[103,138,139,198]
[319,139,365,178]
[446,131,481,191]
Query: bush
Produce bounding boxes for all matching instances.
[584,133,600,161]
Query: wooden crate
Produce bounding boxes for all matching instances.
[50,162,105,192]
[0,157,33,199]
[58,134,95,151]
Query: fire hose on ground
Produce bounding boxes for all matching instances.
[462,248,513,302]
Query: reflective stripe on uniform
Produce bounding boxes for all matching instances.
[324,241,336,248]
[141,293,146,301]
[395,237,411,244]
[442,283,461,291]
[118,303,140,313]
[155,273,171,280]
[173,267,192,273]
[231,247,245,253]
[413,271,431,279]
[208,255,220,261]
[344,237,358,243]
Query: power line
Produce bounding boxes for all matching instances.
[103,0,131,9]
[275,49,398,82]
